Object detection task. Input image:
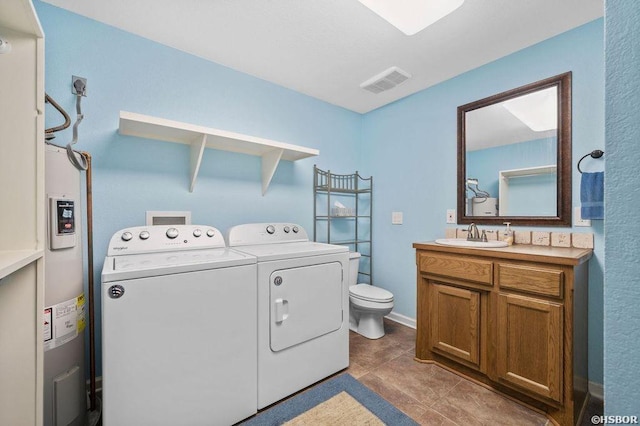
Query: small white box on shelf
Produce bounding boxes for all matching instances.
[331,207,354,216]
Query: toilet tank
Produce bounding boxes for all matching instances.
[349,252,361,286]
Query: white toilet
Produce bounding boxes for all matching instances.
[349,252,394,339]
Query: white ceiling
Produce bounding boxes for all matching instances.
[40,0,603,114]
[467,88,557,152]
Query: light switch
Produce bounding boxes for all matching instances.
[392,211,403,225]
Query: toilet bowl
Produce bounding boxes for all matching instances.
[349,252,394,339]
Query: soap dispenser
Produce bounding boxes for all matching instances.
[501,222,514,246]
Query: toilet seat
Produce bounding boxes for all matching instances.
[349,284,393,303]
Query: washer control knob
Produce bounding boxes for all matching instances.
[139,231,150,240]
[121,231,133,242]
[283,226,290,233]
[193,229,202,238]
[166,228,179,239]
[266,225,276,235]
[292,226,299,233]
[206,229,215,237]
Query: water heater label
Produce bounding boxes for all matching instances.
[43,294,86,352]
[43,308,53,342]
[56,200,75,234]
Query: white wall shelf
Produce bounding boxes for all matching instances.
[499,164,557,215]
[0,250,44,281]
[118,111,320,194]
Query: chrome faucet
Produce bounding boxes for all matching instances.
[467,222,489,242]
[467,223,480,241]
[466,223,488,242]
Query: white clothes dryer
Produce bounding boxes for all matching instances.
[101,225,257,426]
[227,223,349,409]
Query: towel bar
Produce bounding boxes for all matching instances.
[577,149,604,173]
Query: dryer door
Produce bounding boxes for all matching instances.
[270,262,343,352]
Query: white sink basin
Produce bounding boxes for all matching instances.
[435,238,509,248]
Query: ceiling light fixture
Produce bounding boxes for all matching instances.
[358,0,464,36]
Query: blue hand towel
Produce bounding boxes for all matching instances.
[580,171,604,220]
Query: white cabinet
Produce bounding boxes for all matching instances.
[0,1,45,424]
[119,111,319,194]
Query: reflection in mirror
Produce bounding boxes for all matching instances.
[457,73,572,227]
[466,87,557,216]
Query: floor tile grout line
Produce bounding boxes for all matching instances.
[359,371,430,421]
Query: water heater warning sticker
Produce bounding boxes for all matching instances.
[43,308,52,342]
[43,293,86,352]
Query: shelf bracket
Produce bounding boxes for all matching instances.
[189,134,207,192]
[261,148,284,195]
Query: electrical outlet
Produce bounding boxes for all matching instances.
[574,206,592,227]
[446,209,456,224]
[392,211,403,225]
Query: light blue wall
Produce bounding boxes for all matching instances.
[361,19,605,384]
[604,0,640,413]
[35,2,362,377]
[467,137,557,215]
[36,1,607,387]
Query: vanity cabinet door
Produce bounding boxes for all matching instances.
[430,283,481,370]
[496,293,563,403]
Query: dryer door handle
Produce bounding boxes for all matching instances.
[274,298,289,323]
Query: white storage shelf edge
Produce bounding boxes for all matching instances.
[118,111,319,194]
[0,250,44,281]
[498,164,557,216]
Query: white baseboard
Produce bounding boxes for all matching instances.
[589,381,603,400]
[385,311,416,329]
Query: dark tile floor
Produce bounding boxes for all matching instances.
[343,319,603,426]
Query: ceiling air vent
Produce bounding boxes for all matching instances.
[360,66,411,94]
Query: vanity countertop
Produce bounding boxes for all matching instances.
[413,241,592,266]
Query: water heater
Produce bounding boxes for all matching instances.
[470,197,498,216]
[44,145,86,426]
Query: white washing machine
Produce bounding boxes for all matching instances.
[101,225,257,426]
[227,223,349,409]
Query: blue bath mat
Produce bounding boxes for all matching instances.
[239,373,417,425]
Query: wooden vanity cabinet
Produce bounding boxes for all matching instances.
[414,243,592,426]
[419,252,493,372]
[496,292,563,402]
[430,283,482,369]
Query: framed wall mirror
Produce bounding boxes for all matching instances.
[457,72,572,226]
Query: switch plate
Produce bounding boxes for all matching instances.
[574,206,592,227]
[446,209,456,224]
[392,211,403,225]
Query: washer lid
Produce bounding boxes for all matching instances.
[102,248,256,282]
[349,284,394,302]
[113,248,253,270]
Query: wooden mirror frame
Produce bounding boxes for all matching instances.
[457,72,572,227]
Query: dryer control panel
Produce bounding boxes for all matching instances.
[107,225,225,256]
[227,223,309,247]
